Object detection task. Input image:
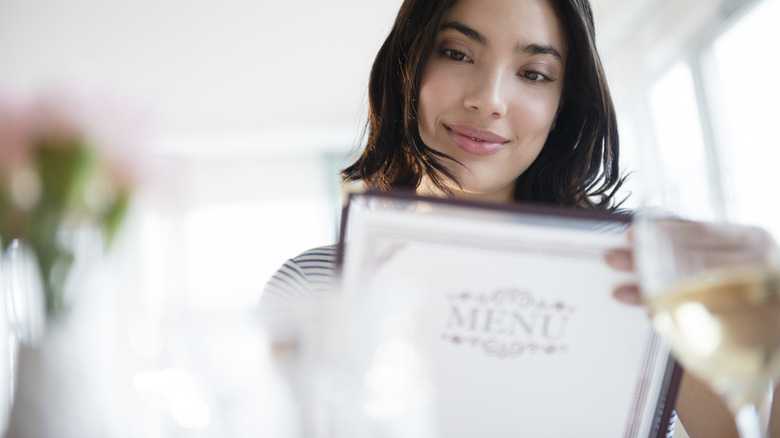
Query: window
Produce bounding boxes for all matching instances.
[131,140,349,316]
[643,0,779,232]
[711,0,780,235]
[647,62,715,220]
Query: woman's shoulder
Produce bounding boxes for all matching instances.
[260,244,339,302]
[291,244,339,261]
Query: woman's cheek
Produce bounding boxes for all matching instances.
[511,93,561,135]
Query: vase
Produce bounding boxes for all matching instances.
[4,324,110,438]
[1,234,119,438]
[2,240,46,346]
[0,239,47,435]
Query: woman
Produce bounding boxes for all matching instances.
[263,0,755,436]
[342,0,620,208]
[264,0,621,300]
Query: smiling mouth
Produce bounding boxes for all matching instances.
[445,125,509,143]
[444,124,509,156]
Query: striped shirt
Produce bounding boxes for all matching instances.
[261,244,677,438]
[261,244,340,302]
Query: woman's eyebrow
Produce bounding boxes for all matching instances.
[440,21,488,46]
[517,43,563,61]
[440,21,563,62]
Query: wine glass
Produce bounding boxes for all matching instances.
[632,60,780,434]
[633,129,780,438]
[636,214,780,437]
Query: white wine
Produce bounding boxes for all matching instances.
[650,267,780,408]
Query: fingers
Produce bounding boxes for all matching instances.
[613,284,643,306]
[605,246,642,306]
[604,248,634,271]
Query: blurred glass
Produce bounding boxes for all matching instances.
[297,291,439,438]
[136,310,307,438]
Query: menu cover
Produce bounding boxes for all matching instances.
[335,190,680,438]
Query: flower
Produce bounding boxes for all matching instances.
[0,86,146,319]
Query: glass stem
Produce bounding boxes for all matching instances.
[735,404,767,438]
[733,386,773,438]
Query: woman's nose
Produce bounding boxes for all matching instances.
[463,69,509,118]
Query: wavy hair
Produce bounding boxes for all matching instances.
[341,0,625,210]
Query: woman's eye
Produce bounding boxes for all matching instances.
[443,49,471,62]
[520,71,550,82]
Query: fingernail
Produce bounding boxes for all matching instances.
[614,286,641,305]
[606,252,631,270]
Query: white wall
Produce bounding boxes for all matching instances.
[0,0,405,311]
[0,0,403,137]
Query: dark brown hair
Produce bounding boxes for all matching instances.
[341,0,625,210]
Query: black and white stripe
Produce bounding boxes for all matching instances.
[261,244,339,301]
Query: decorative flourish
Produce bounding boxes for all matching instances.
[448,288,575,312]
[441,334,568,360]
[369,240,407,272]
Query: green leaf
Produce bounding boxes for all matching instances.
[35,139,96,213]
[103,190,131,246]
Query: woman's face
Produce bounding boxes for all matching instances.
[417,0,567,203]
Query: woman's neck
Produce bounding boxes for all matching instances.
[416,175,515,204]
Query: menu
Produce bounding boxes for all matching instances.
[335,190,680,438]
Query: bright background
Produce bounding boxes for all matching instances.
[2,0,779,436]
[0,0,777,321]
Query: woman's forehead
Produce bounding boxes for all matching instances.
[439,0,568,60]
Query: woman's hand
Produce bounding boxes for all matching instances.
[604,247,642,305]
[606,221,779,307]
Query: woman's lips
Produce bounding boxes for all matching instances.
[445,124,509,156]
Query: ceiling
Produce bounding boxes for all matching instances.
[0,0,739,151]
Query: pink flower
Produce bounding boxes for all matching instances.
[30,84,151,190]
[0,90,35,178]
